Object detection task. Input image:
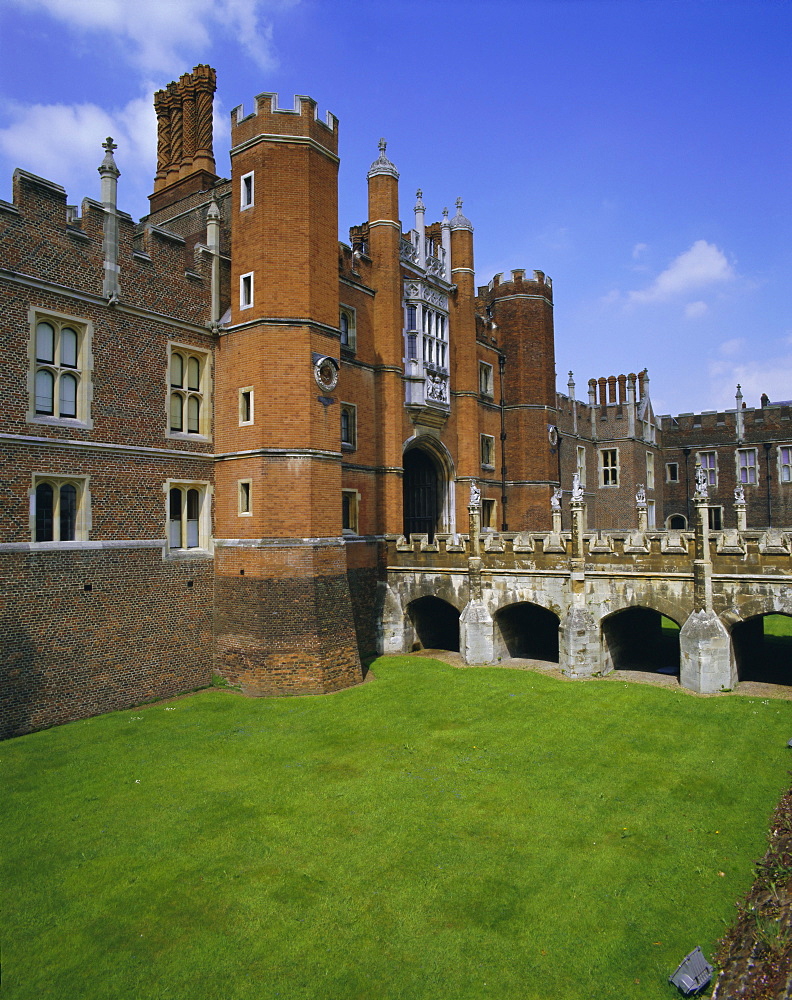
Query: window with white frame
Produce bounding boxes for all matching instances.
[167,482,210,551]
[646,499,656,528]
[599,448,619,487]
[169,345,210,437]
[405,304,418,361]
[480,434,495,469]
[239,388,254,425]
[340,404,356,450]
[576,445,586,487]
[666,462,679,483]
[340,306,356,351]
[780,446,792,484]
[342,489,359,534]
[422,308,447,369]
[240,272,254,310]
[646,452,655,490]
[698,451,717,487]
[737,448,757,485]
[481,498,496,530]
[479,362,494,397]
[30,312,91,424]
[708,506,723,530]
[240,171,254,210]
[238,479,252,516]
[32,475,88,542]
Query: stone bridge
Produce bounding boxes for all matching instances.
[380,498,792,693]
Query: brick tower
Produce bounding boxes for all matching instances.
[477,270,558,527]
[213,92,362,694]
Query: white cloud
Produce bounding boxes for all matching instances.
[628,240,735,305]
[718,337,745,357]
[631,242,648,259]
[0,97,156,192]
[7,0,298,75]
[684,300,708,319]
[708,353,792,409]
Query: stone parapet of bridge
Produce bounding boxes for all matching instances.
[381,527,792,694]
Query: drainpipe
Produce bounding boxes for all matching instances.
[764,442,772,527]
[683,447,691,527]
[499,351,508,530]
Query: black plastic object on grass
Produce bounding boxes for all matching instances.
[669,946,713,995]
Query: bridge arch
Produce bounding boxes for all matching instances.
[406,595,460,652]
[493,601,560,663]
[402,436,456,540]
[732,612,792,686]
[601,605,681,675]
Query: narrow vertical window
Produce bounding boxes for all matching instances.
[169,488,183,548]
[59,484,77,541]
[239,389,253,425]
[35,370,54,415]
[60,328,78,368]
[780,446,792,483]
[240,273,253,309]
[36,321,55,363]
[239,480,251,515]
[576,445,586,486]
[738,449,757,485]
[59,373,78,418]
[241,172,254,210]
[186,489,200,547]
[646,452,655,490]
[35,482,54,541]
[187,395,200,433]
[171,352,184,387]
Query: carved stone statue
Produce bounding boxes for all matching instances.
[551,487,562,511]
[734,482,745,503]
[469,482,481,506]
[694,464,709,498]
[571,473,584,501]
[635,483,646,506]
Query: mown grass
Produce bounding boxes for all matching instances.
[3,657,791,1000]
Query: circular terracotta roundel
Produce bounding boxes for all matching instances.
[314,356,339,392]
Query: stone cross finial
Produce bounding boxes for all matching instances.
[102,137,118,154]
[456,197,463,213]
[442,206,449,220]
[378,137,387,154]
[469,482,481,506]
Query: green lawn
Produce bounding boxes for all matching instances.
[3,657,792,1000]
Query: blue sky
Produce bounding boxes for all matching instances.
[1,0,790,416]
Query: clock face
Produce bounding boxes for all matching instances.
[314,356,339,392]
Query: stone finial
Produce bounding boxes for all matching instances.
[98,137,120,178]
[450,197,473,231]
[571,473,584,501]
[694,463,709,499]
[206,196,221,221]
[367,137,399,179]
[414,189,425,212]
[635,483,646,506]
[551,487,562,511]
[734,482,745,504]
[469,482,481,506]
[442,206,449,222]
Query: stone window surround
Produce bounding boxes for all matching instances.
[697,450,717,487]
[479,361,494,397]
[239,386,254,426]
[29,473,91,544]
[240,272,254,310]
[340,402,357,450]
[340,304,356,351]
[238,478,252,516]
[737,447,758,486]
[666,461,679,483]
[163,479,213,557]
[646,451,655,490]
[27,307,94,430]
[167,341,212,442]
[342,488,359,534]
[779,445,792,484]
[480,433,495,469]
[576,445,586,487]
[240,170,254,210]
[599,447,619,487]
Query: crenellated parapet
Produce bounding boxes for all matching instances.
[230,92,338,159]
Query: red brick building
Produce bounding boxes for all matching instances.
[2,67,788,737]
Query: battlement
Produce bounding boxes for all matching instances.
[230,93,339,157]
[477,269,553,301]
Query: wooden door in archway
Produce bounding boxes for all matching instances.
[403,449,439,540]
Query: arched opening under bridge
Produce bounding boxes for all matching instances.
[494,602,560,663]
[407,596,460,653]
[602,607,680,674]
[732,613,792,686]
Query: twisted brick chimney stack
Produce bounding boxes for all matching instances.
[150,64,218,212]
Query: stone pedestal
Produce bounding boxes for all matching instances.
[460,599,495,664]
[636,504,648,531]
[680,609,736,693]
[377,583,412,654]
[735,501,747,531]
[559,605,602,677]
[552,509,562,534]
